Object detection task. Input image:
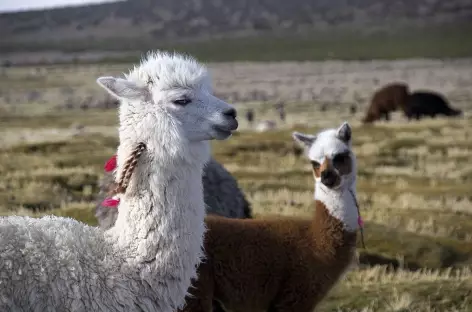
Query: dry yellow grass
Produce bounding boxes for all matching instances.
[1,61,472,311]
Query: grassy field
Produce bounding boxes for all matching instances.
[2,25,472,64]
[1,61,472,311]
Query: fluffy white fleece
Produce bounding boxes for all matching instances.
[0,50,238,312]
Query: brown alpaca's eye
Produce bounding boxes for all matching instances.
[332,152,350,168]
[311,161,320,169]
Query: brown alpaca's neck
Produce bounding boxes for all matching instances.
[311,200,357,262]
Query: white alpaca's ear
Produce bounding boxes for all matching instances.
[96,76,149,101]
[336,122,351,143]
[292,132,316,148]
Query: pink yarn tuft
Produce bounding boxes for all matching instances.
[104,155,117,172]
[358,216,364,228]
[101,198,120,208]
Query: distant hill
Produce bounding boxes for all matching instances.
[0,0,471,64]
[1,0,471,43]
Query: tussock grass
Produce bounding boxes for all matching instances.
[1,61,472,311]
[2,110,472,310]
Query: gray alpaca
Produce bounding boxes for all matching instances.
[96,157,252,229]
[0,51,239,312]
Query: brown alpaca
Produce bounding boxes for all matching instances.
[362,82,410,123]
[181,122,360,312]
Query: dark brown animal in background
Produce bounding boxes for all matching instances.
[349,104,357,115]
[245,108,255,127]
[275,101,286,122]
[362,82,410,123]
[180,122,360,312]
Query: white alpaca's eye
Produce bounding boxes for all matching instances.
[173,98,191,106]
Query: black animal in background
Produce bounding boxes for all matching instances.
[403,91,462,120]
[275,101,286,122]
[245,109,255,126]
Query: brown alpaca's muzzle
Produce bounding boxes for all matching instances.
[320,168,340,188]
[314,159,341,189]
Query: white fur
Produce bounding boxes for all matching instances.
[95,157,253,230]
[313,182,358,231]
[293,122,359,231]
[0,51,237,311]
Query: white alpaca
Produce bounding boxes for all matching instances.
[0,51,238,312]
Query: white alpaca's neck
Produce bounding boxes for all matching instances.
[314,179,359,232]
[107,120,210,310]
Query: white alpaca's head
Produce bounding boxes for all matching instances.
[96,51,238,151]
[293,122,356,191]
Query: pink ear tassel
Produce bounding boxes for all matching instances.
[101,198,120,208]
[104,155,117,172]
[358,216,364,228]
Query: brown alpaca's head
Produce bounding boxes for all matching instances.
[292,122,356,191]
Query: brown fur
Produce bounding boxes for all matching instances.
[180,200,357,312]
[362,82,410,123]
[312,158,328,177]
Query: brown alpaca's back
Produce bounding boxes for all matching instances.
[362,82,410,123]
[205,216,312,311]
[181,201,357,312]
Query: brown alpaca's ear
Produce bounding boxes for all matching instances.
[336,122,351,143]
[292,132,316,149]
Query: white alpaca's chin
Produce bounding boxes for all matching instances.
[211,128,233,140]
[210,121,238,140]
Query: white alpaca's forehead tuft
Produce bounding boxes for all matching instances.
[308,129,351,162]
[125,50,211,92]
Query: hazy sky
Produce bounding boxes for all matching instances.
[0,0,118,13]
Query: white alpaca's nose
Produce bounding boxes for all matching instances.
[223,108,237,119]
